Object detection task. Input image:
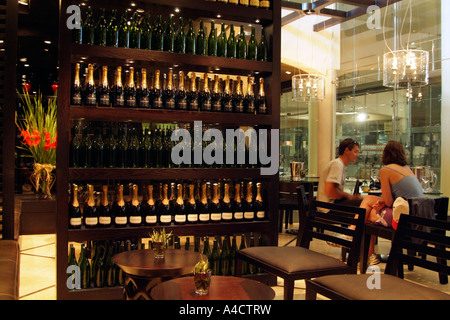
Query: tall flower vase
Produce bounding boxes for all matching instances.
[30,163,56,199]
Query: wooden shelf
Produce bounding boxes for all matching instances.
[68,220,272,242]
[69,168,266,181]
[71,44,273,76]
[70,105,273,126]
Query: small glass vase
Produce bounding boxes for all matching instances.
[30,163,56,199]
[194,271,212,296]
[153,241,166,259]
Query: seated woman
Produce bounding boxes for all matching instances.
[360,141,424,265]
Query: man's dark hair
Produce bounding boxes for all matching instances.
[338,138,360,156]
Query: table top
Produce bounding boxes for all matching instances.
[112,249,204,278]
[150,276,276,300]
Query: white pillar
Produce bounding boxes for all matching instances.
[441,0,450,197]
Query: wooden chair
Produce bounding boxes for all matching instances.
[361,196,449,284]
[236,185,366,300]
[305,214,450,300]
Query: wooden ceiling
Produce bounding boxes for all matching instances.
[281,0,401,31]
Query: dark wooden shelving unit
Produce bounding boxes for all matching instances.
[57,0,281,300]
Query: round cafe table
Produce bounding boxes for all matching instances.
[112,249,204,300]
[150,276,276,300]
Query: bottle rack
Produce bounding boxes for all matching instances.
[57,0,280,300]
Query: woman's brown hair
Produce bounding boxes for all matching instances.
[382,141,408,166]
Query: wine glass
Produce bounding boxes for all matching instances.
[421,166,431,192]
[370,168,380,189]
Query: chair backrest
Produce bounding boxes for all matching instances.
[279,181,300,201]
[296,185,366,273]
[385,214,450,277]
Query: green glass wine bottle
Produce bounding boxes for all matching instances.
[208,21,217,56]
[152,15,164,51]
[258,27,269,61]
[237,25,247,59]
[106,9,119,47]
[129,12,141,49]
[196,20,207,56]
[117,11,129,48]
[247,26,257,60]
[163,15,174,52]
[174,17,186,54]
[82,6,95,45]
[210,237,220,275]
[116,126,128,168]
[217,23,227,57]
[67,244,78,290]
[79,243,90,289]
[95,8,107,46]
[140,14,152,50]
[226,24,236,58]
[103,127,116,168]
[185,19,196,55]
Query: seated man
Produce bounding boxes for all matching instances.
[317,138,363,206]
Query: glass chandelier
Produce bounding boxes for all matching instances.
[292,73,325,102]
[383,49,429,88]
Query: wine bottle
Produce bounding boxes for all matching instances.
[250,0,260,7]
[198,182,210,223]
[98,66,110,107]
[217,23,227,58]
[187,73,199,111]
[258,27,268,61]
[229,0,238,4]
[254,182,265,220]
[159,183,172,225]
[222,75,233,112]
[112,66,125,107]
[139,128,151,168]
[82,6,95,45]
[186,19,196,55]
[70,125,81,168]
[200,74,212,112]
[85,63,97,106]
[95,8,107,46]
[116,126,128,168]
[129,184,142,226]
[95,246,105,288]
[256,78,267,114]
[152,15,164,51]
[208,21,218,56]
[92,126,104,168]
[152,127,163,168]
[163,15,174,52]
[106,9,119,47]
[103,127,116,168]
[163,70,176,110]
[232,182,244,221]
[203,236,211,259]
[138,68,150,108]
[260,0,270,9]
[222,183,233,222]
[113,184,128,227]
[104,241,115,287]
[152,69,163,109]
[140,14,152,50]
[84,184,98,228]
[244,77,255,114]
[162,126,173,168]
[98,185,112,228]
[129,12,141,49]
[186,183,198,224]
[194,236,200,252]
[174,183,187,225]
[244,181,254,221]
[211,74,222,112]
[71,63,83,105]
[79,243,90,289]
[238,234,248,274]
[118,11,129,48]
[233,76,244,113]
[227,25,236,59]
[196,20,207,56]
[174,17,186,54]
[247,26,257,60]
[176,71,188,110]
[239,0,249,6]
[69,184,82,229]
[143,184,157,226]
[127,127,139,168]
[125,67,137,108]
[237,25,247,59]
[210,237,220,275]
[68,244,78,289]
[210,183,222,223]
[80,126,92,168]
[220,235,231,276]
[229,236,238,275]
[185,237,191,251]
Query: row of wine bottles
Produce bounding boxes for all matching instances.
[207,0,271,9]
[74,7,269,61]
[70,123,267,169]
[68,180,266,229]
[67,233,262,289]
[72,63,268,114]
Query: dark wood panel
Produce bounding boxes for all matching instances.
[70,106,273,125]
